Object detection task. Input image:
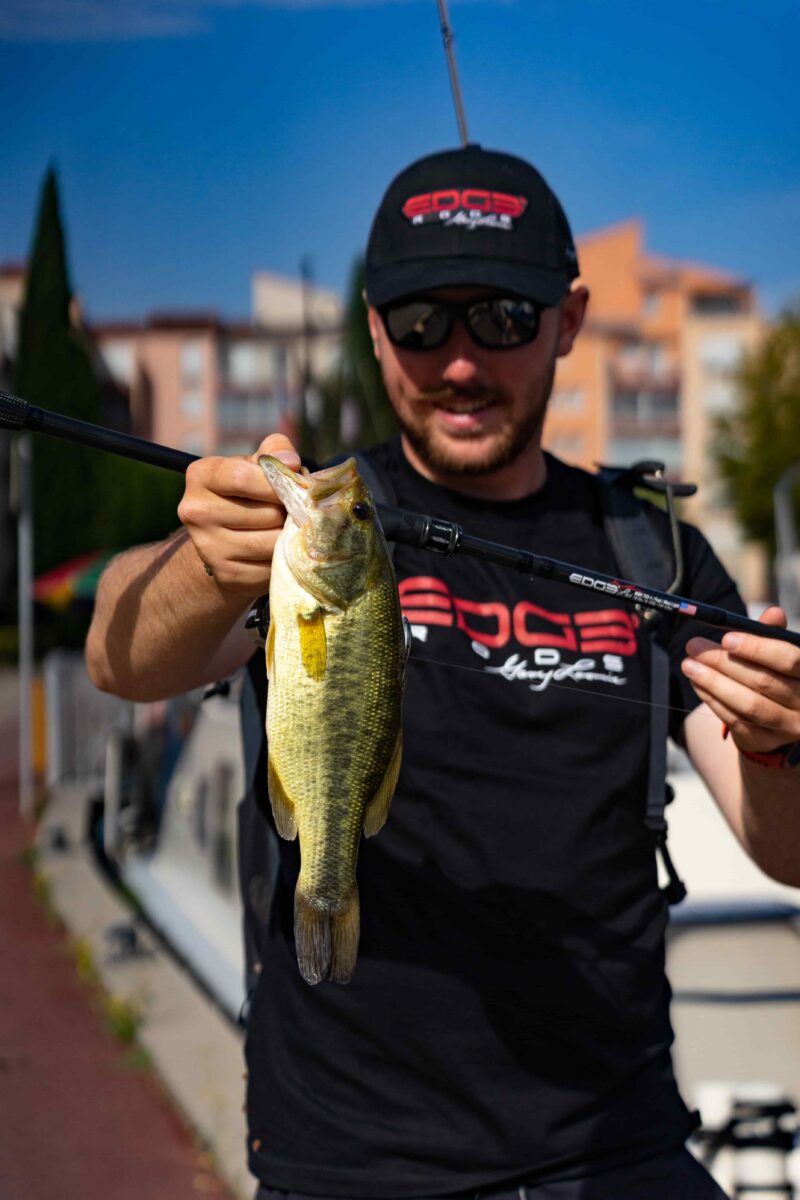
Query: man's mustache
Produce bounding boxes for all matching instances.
[415,385,507,407]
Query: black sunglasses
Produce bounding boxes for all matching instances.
[379,295,548,352]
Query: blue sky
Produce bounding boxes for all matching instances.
[1,0,797,321]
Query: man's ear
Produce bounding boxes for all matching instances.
[366,306,382,361]
[556,286,589,358]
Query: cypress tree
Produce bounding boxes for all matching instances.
[13,166,105,577]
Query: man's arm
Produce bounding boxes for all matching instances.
[85,433,299,702]
[682,606,800,887]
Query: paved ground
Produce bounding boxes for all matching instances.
[0,710,236,1200]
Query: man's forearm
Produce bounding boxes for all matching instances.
[85,529,252,702]
[739,758,800,887]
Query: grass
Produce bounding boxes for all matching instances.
[103,993,144,1045]
[70,936,100,985]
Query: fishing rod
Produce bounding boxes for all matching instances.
[435,0,470,147]
[2,388,799,650]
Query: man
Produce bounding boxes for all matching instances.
[86,145,800,1200]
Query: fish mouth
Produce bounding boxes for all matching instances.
[258,456,359,525]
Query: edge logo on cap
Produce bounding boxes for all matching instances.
[401,188,528,232]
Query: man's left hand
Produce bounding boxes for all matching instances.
[681,606,800,754]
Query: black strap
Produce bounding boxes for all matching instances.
[597,468,687,905]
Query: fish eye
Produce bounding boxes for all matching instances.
[351,502,372,521]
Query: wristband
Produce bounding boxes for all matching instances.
[721,724,800,769]
[738,742,800,770]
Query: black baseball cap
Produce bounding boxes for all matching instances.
[364,144,580,308]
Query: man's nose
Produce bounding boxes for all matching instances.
[439,323,483,387]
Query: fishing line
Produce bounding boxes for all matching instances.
[408,649,696,717]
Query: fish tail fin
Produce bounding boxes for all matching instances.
[294,886,360,986]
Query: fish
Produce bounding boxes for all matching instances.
[257,455,406,985]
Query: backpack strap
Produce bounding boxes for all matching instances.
[596,463,688,905]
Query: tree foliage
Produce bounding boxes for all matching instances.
[714,305,800,556]
[340,257,396,449]
[14,166,106,576]
[308,257,397,465]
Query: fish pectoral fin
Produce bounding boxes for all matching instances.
[363,730,403,838]
[265,616,276,680]
[298,609,327,680]
[267,753,298,841]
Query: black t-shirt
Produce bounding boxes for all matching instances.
[244,441,745,1198]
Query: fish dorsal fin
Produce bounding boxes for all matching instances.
[363,730,403,838]
[298,609,327,680]
[268,753,298,841]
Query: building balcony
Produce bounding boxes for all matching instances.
[610,417,681,440]
[609,363,680,392]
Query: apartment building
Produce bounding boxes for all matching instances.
[92,274,342,457]
[547,220,765,598]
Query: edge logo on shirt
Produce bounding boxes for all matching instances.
[401,188,528,231]
[399,575,641,695]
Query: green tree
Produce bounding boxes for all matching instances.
[715,305,800,557]
[341,257,396,448]
[13,166,106,576]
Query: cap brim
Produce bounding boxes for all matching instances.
[365,258,572,307]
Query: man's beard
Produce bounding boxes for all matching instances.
[393,357,556,479]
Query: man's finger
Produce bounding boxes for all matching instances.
[683,638,800,709]
[681,658,800,742]
[185,455,287,502]
[251,433,301,468]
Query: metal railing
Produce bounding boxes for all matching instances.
[43,649,133,789]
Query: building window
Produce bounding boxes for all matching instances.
[228,343,258,387]
[704,381,737,414]
[608,436,683,472]
[182,435,205,456]
[550,387,585,413]
[642,291,660,316]
[619,341,643,373]
[181,388,203,417]
[181,340,204,382]
[611,390,679,424]
[691,293,745,315]
[101,340,134,384]
[218,394,279,430]
[699,334,745,374]
[549,433,585,460]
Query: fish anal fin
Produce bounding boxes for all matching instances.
[294,886,360,986]
[267,753,297,841]
[363,730,402,838]
[298,609,326,680]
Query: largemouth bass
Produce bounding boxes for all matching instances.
[258,455,406,985]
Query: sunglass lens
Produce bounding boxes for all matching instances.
[469,298,541,348]
[384,302,451,350]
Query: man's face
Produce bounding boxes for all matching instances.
[368,286,586,480]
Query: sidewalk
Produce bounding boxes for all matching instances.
[0,711,237,1200]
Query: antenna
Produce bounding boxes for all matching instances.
[436,0,469,146]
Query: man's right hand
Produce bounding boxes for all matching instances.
[177,433,301,596]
